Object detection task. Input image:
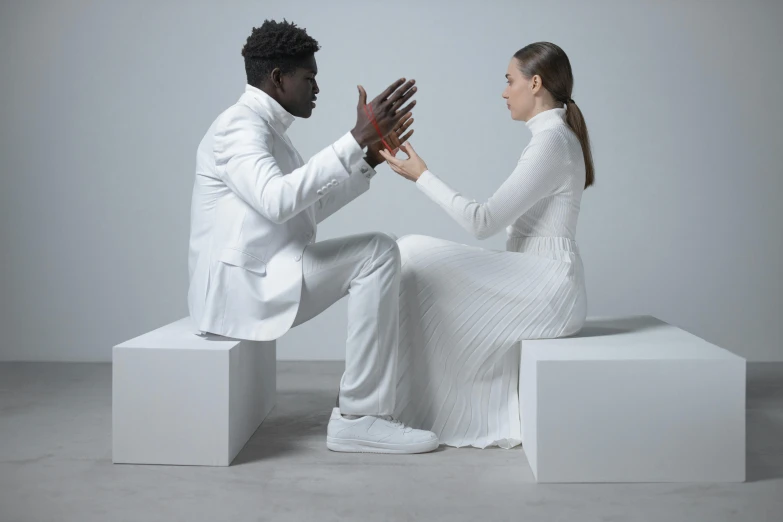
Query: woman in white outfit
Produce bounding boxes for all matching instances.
[379,42,594,448]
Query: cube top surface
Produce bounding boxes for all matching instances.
[524,315,744,362]
[114,318,240,351]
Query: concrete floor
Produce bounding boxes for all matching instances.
[1,362,782,522]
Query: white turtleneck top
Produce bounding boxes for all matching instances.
[415,107,585,241]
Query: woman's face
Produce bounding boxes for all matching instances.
[502,58,535,121]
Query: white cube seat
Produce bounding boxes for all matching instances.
[519,315,745,483]
[112,318,276,466]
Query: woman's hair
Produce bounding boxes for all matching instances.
[514,42,594,189]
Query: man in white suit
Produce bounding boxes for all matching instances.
[188,20,439,454]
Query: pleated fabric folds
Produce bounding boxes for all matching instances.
[393,234,586,448]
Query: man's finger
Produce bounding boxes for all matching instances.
[394,112,412,131]
[398,129,414,144]
[377,78,407,102]
[386,132,401,151]
[386,80,416,106]
[394,100,417,119]
[358,85,367,107]
[389,85,417,112]
[396,116,414,135]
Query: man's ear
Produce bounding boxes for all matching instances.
[270,68,284,91]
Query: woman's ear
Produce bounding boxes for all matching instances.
[530,74,542,94]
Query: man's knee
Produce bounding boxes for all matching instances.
[371,232,401,266]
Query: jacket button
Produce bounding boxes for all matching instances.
[361,166,368,174]
[317,190,323,196]
[294,255,301,262]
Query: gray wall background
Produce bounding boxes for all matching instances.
[1,0,781,362]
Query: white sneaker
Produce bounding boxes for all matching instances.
[326,408,440,454]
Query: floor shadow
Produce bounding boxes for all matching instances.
[231,389,343,465]
[231,387,454,465]
[746,410,783,482]
[747,363,783,402]
[745,363,783,482]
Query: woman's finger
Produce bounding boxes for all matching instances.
[400,142,419,159]
[379,149,403,167]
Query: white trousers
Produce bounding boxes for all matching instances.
[292,233,400,416]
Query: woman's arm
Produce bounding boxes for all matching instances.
[382,132,570,239]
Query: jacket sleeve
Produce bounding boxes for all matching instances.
[213,108,366,224]
[315,159,377,224]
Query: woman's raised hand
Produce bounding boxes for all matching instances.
[380,142,429,182]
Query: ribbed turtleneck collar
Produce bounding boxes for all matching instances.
[241,84,296,134]
[525,107,567,135]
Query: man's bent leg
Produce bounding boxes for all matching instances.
[294,233,400,416]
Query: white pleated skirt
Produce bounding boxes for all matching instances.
[392,234,587,449]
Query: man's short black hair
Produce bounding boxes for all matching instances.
[241,20,321,87]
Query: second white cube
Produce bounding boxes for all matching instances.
[519,316,746,483]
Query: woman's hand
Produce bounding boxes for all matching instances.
[365,111,415,168]
[379,142,428,182]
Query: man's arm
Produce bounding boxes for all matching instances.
[213,108,365,224]
[315,157,377,224]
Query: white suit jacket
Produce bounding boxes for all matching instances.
[188,85,377,340]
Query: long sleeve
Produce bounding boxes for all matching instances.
[415,130,570,240]
[315,159,377,224]
[213,108,366,224]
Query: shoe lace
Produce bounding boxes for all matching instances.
[381,415,413,433]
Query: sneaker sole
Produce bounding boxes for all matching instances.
[326,436,440,454]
